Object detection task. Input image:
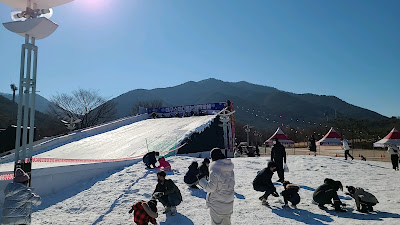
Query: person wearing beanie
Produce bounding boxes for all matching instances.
[184,161,201,189]
[152,171,182,216]
[253,161,279,206]
[313,178,346,212]
[281,181,301,208]
[129,199,158,225]
[198,158,210,180]
[345,186,379,213]
[2,168,42,225]
[271,138,287,183]
[199,148,235,225]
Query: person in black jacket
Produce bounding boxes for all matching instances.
[281,181,300,208]
[309,135,317,156]
[253,161,279,205]
[271,138,286,183]
[198,158,210,180]
[143,151,160,169]
[313,178,346,212]
[184,161,200,189]
[152,171,182,216]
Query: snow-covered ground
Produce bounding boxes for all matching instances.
[31,155,400,225]
[0,116,216,171]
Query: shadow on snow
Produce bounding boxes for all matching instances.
[271,207,333,225]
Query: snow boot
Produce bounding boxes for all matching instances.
[170,206,177,216]
[190,184,199,189]
[163,206,171,214]
[318,204,327,210]
[261,198,269,206]
[334,200,346,212]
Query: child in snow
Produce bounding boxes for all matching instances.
[129,199,158,225]
[313,178,346,212]
[281,181,300,208]
[184,161,201,189]
[252,161,279,206]
[157,157,171,171]
[2,168,42,225]
[345,186,379,213]
[198,158,210,180]
[152,171,182,216]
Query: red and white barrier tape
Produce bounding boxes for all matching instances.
[0,144,185,181]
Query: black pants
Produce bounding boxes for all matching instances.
[276,162,284,181]
[345,150,354,160]
[314,189,340,205]
[253,183,275,200]
[391,154,399,170]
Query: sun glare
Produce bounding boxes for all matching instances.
[77,0,113,13]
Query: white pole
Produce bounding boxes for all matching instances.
[14,35,28,164]
[21,35,33,161]
[28,37,37,159]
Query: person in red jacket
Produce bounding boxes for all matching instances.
[129,200,158,225]
[157,157,171,171]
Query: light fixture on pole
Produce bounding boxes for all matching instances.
[0,0,73,185]
[243,124,253,146]
[218,108,235,157]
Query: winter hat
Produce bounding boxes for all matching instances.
[148,199,158,213]
[14,168,29,183]
[346,186,355,194]
[203,158,210,164]
[210,148,225,161]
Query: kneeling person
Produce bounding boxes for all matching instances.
[152,171,182,216]
[346,186,378,213]
[281,181,300,207]
[252,161,279,205]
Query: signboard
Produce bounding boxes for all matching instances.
[147,102,226,115]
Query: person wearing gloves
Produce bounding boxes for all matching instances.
[128,199,158,225]
[2,168,42,225]
[386,143,399,171]
[157,157,172,171]
[184,161,201,189]
[271,138,286,183]
[198,148,235,225]
[345,186,379,213]
[281,181,301,208]
[152,171,182,216]
[253,161,279,206]
[313,178,346,212]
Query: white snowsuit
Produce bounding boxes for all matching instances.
[199,158,235,225]
[1,182,42,225]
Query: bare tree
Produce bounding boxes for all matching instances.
[10,84,18,103]
[131,100,164,115]
[49,89,116,129]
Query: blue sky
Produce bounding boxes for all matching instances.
[0,0,399,117]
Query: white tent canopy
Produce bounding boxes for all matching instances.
[373,128,400,148]
[317,127,342,146]
[264,127,294,147]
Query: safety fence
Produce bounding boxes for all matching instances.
[0,144,185,181]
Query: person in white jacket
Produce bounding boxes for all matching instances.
[341,139,354,160]
[199,148,235,225]
[2,168,42,225]
[386,143,399,171]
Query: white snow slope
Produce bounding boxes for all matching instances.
[0,116,216,171]
[30,156,400,225]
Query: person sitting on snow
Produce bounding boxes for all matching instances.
[198,158,210,180]
[143,151,160,169]
[252,161,279,206]
[281,181,300,208]
[128,199,158,225]
[313,178,346,212]
[152,171,182,216]
[345,186,378,213]
[157,157,171,171]
[2,168,42,225]
[184,161,201,189]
